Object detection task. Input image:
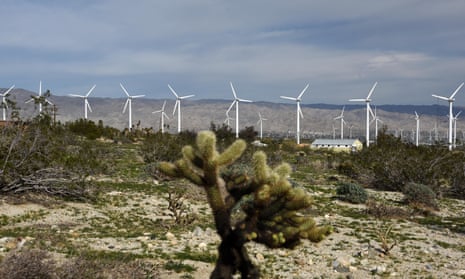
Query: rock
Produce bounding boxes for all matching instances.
[255,253,265,262]
[457,270,465,276]
[370,264,387,274]
[165,232,176,241]
[333,257,354,273]
[198,242,207,250]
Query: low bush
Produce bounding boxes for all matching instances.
[403,182,438,210]
[336,182,368,204]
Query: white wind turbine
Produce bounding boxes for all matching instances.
[224,111,234,128]
[257,112,267,140]
[152,101,170,133]
[432,82,464,150]
[334,106,346,139]
[0,85,15,121]
[280,84,309,144]
[120,83,145,130]
[414,111,420,146]
[371,106,383,141]
[26,81,53,113]
[349,82,377,147]
[453,111,462,148]
[168,84,194,133]
[68,85,96,119]
[227,82,252,138]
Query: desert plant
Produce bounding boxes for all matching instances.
[158,131,331,278]
[375,223,397,256]
[336,182,368,204]
[0,249,57,279]
[403,182,438,210]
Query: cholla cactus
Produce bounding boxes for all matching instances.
[159,131,331,279]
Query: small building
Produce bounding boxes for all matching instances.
[311,139,363,152]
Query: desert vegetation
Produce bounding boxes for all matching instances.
[1,105,465,278]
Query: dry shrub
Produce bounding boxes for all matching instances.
[366,199,409,219]
[0,249,57,279]
[58,257,159,279]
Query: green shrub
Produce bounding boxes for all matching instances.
[336,182,368,204]
[403,182,438,210]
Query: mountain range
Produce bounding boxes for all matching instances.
[2,88,463,142]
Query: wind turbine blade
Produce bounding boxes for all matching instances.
[87,101,93,113]
[415,111,419,118]
[86,85,96,97]
[226,100,236,114]
[120,83,130,97]
[163,112,170,120]
[280,96,297,101]
[368,105,375,119]
[132,95,145,98]
[3,85,15,96]
[349,98,365,102]
[432,94,449,101]
[173,100,179,115]
[230,82,238,99]
[238,98,252,103]
[179,94,195,99]
[46,99,54,106]
[298,104,304,119]
[69,94,85,98]
[161,100,166,110]
[334,116,342,120]
[450,82,465,99]
[366,81,378,99]
[341,106,345,115]
[123,99,129,113]
[456,111,462,118]
[168,84,179,98]
[25,98,34,104]
[297,83,310,99]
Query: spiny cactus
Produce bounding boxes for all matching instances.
[158,131,332,279]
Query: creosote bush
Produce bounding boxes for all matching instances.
[158,131,331,279]
[403,182,438,211]
[336,182,368,204]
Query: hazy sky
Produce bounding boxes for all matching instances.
[1,0,465,105]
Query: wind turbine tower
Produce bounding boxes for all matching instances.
[152,101,169,133]
[227,82,252,138]
[0,85,15,121]
[371,106,383,141]
[68,85,96,119]
[349,82,377,147]
[280,84,309,144]
[120,83,145,130]
[257,112,267,140]
[414,111,420,146]
[334,106,346,139]
[169,84,194,133]
[432,82,464,150]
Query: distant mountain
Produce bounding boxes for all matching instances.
[2,88,462,141]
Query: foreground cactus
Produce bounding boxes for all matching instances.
[158,131,331,278]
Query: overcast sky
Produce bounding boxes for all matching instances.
[1,0,465,105]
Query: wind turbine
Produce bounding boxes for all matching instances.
[334,106,346,139]
[414,111,420,146]
[224,111,234,128]
[349,82,377,147]
[227,82,252,138]
[432,82,464,150]
[453,111,462,148]
[280,84,309,144]
[257,112,267,140]
[68,85,96,119]
[371,106,383,141]
[0,85,15,121]
[25,81,53,113]
[169,84,194,133]
[152,101,170,133]
[120,83,145,130]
